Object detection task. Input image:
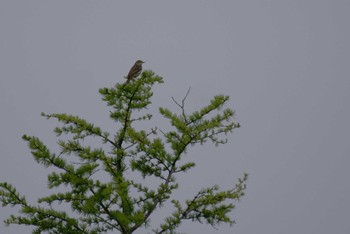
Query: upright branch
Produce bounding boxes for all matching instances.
[171,86,191,122]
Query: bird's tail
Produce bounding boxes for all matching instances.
[124,76,130,84]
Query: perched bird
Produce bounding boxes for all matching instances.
[125,60,145,84]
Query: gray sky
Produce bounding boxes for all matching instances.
[1,1,350,233]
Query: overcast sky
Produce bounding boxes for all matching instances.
[1,1,350,234]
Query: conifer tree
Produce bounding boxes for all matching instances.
[0,70,247,234]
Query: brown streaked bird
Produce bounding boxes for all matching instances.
[125,60,145,84]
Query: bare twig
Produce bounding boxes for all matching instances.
[171,87,191,122]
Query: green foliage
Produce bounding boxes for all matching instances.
[0,70,247,234]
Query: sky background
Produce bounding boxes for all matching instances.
[1,1,350,234]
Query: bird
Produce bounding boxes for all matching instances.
[125,60,145,84]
